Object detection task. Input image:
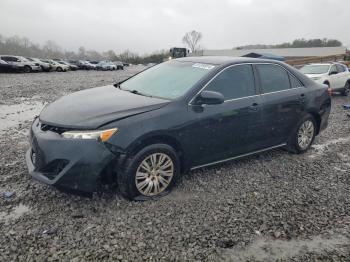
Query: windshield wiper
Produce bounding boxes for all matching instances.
[127,89,153,97]
[114,82,122,89]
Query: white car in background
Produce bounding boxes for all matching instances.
[96,61,116,70]
[300,63,350,96]
[41,59,70,72]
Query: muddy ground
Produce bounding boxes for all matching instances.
[0,68,349,261]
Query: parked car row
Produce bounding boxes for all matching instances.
[0,55,126,73]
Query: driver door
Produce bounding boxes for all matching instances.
[186,64,263,167]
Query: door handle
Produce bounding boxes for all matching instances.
[299,93,306,103]
[248,103,259,111]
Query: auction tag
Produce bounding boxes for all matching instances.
[192,63,215,70]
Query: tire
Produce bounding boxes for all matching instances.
[24,65,32,73]
[287,114,316,154]
[56,67,63,72]
[117,144,180,200]
[341,82,350,96]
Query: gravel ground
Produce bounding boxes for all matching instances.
[0,69,350,261]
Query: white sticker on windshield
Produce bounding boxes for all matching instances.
[192,63,215,70]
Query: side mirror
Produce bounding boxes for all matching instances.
[194,91,224,105]
[329,71,338,75]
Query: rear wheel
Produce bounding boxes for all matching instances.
[117,144,180,200]
[24,65,32,73]
[287,114,316,154]
[341,82,350,96]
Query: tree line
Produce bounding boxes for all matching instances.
[0,34,169,64]
[235,38,343,50]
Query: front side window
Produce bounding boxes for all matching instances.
[204,64,256,100]
[1,56,12,62]
[256,64,290,93]
[120,61,214,100]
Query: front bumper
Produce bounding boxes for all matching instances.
[26,118,116,192]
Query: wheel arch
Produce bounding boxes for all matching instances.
[306,110,321,135]
[128,134,187,173]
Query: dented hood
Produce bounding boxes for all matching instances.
[39,85,169,129]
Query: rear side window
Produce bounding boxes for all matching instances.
[256,64,291,93]
[336,64,346,73]
[205,64,256,100]
[289,74,304,88]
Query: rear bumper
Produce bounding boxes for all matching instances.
[31,65,42,71]
[26,118,116,192]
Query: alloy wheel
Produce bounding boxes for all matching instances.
[297,120,315,150]
[135,153,174,196]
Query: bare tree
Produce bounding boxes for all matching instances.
[182,30,202,53]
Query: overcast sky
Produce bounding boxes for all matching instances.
[0,0,349,54]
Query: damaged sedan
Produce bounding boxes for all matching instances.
[26,57,331,200]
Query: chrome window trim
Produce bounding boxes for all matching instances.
[188,62,305,105]
[190,143,286,170]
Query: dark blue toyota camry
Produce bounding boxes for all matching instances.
[26,57,331,200]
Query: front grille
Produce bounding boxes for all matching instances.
[40,123,71,134]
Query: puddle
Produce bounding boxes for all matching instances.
[309,137,350,158]
[0,204,30,222]
[218,235,349,262]
[0,102,45,133]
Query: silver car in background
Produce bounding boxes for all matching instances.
[0,55,41,73]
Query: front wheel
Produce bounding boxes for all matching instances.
[287,115,316,154]
[341,82,350,96]
[56,67,63,72]
[117,144,180,200]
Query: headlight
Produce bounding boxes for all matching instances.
[61,128,117,142]
[311,77,321,81]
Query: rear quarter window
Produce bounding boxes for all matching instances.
[289,74,304,88]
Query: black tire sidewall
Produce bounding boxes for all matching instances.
[117,144,180,200]
[24,66,31,73]
[342,82,349,96]
[289,114,316,153]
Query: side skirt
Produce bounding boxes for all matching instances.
[190,143,287,171]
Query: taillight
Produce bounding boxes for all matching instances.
[327,88,332,97]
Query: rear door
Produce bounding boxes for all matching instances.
[336,64,348,88]
[255,63,305,147]
[329,65,342,89]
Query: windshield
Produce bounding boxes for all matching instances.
[120,61,215,99]
[300,65,330,74]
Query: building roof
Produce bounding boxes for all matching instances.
[193,46,347,58]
